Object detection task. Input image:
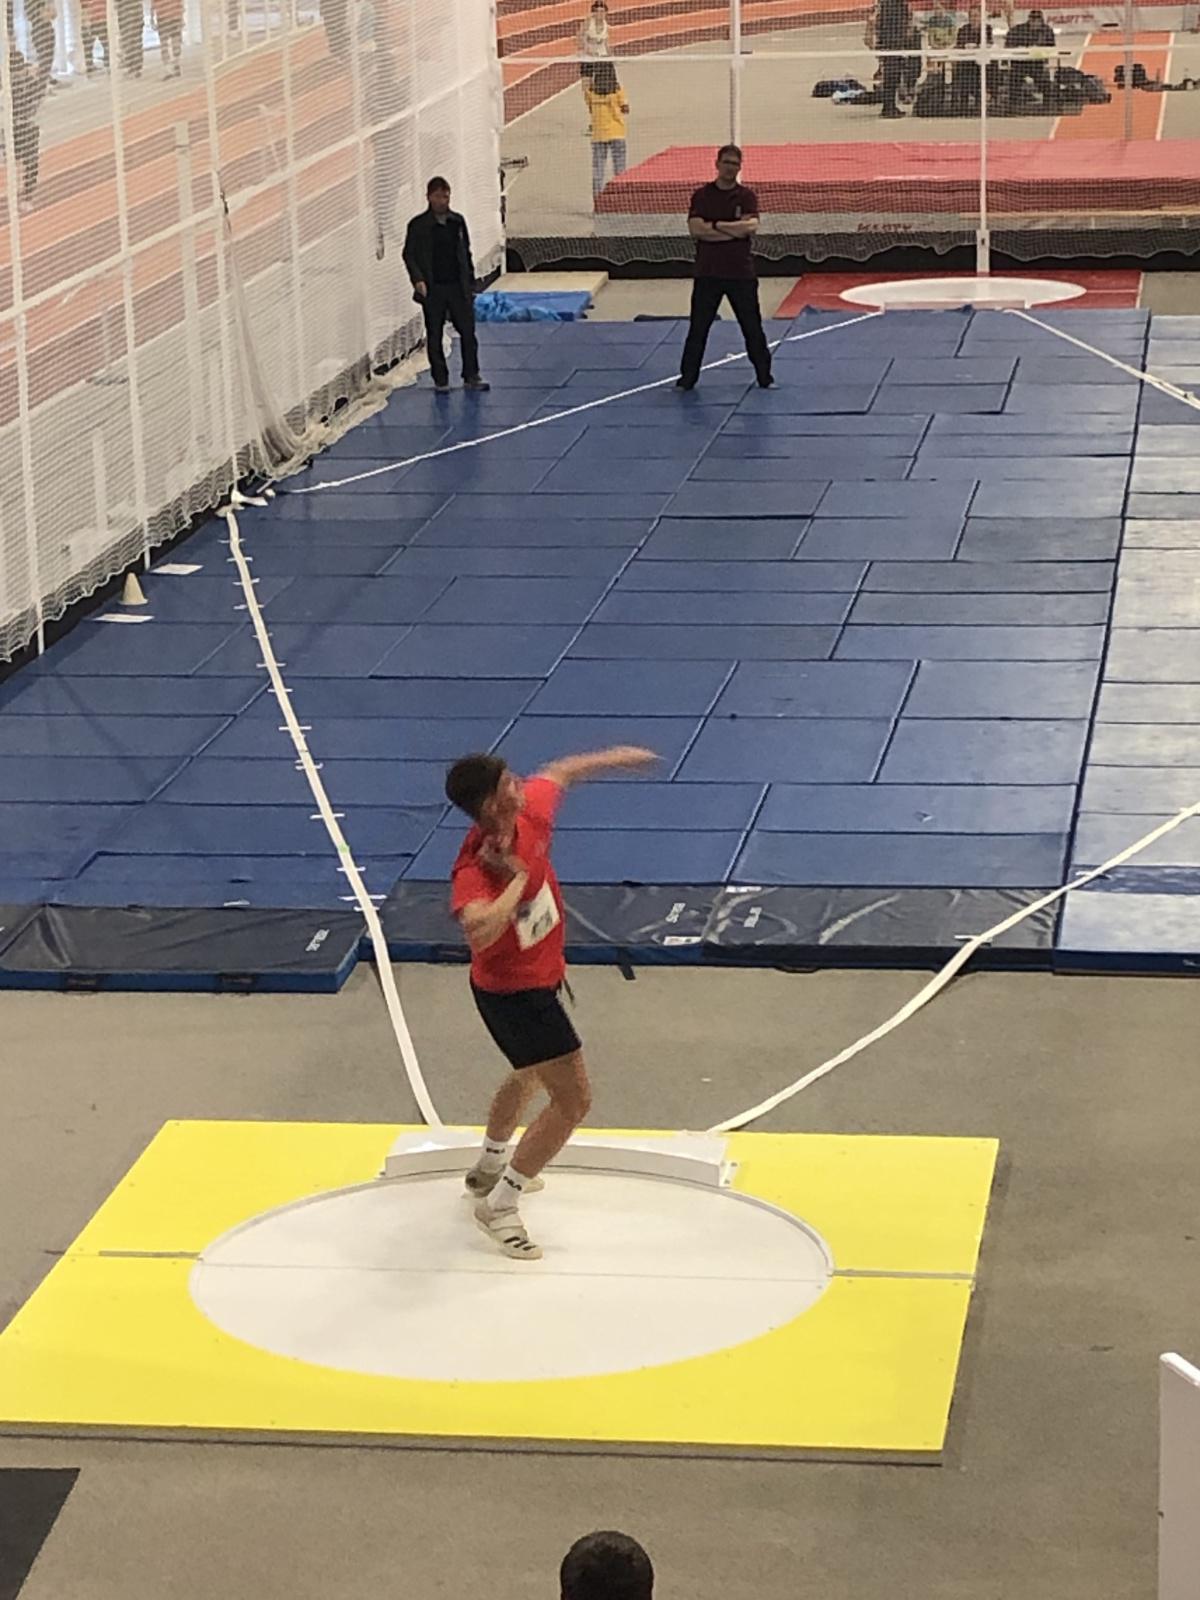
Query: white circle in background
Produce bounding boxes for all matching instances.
[190,1174,833,1383]
[839,276,1087,310]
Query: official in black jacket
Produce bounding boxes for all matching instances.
[402,177,490,392]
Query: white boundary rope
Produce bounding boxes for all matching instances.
[285,311,885,495]
[709,306,1200,1134]
[222,497,443,1129]
[1005,308,1200,413]
[707,802,1200,1135]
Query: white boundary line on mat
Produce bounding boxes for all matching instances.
[222,497,443,1129]
[284,311,885,494]
[708,802,1200,1134]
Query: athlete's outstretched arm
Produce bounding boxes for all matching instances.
[537,746,659,790]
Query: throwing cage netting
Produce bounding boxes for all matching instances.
[498,0,1200,269]
[0,0,503,662]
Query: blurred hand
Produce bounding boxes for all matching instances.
[479,837,522,879]
[413,280,427,298]
[613,746,660,770]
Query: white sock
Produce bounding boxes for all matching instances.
[486,1163,529,1214]
[478,1138,508,1174]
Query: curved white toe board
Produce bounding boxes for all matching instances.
[382,1128,738,1188]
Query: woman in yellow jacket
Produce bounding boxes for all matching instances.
[586,61,629,206]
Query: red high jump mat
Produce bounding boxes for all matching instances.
[595,140,1200,214]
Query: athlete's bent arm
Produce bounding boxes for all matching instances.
[537,745,658,790]
[459,862,529,952]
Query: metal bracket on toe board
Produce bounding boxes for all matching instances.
[382,1128,736,1188]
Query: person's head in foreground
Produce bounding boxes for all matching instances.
[426,175,452,215]
[714,143,742,184]
[561,1531,654,1600]
[445,754,523,835]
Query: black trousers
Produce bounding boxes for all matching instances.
[680,278,771,387]
[421,284,481,386]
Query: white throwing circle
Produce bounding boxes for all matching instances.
[190,1174,833,1382]
[839,276,1087,310]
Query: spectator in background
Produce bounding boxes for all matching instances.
[678,143,772,391]
[118,0,144,77]
[403,176,490,393]
[1005,7,1056,102]
[875,0,913,115]
[7,45,42,212]
[561,1532,654,1600]
[154,0,183,77]
[80,0,110,73]
[952,14,997,111]
[586,60,628,206]
[26,0,56,91]
[320,0,349,59]
[578,0,609,94]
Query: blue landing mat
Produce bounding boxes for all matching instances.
[678,718,892,783]
[0,715,229,758]
[616,560,865,591]
[523,660,733,716]
[736,831,1067,888]
[6,306,1196,983]
[205,716,508,761]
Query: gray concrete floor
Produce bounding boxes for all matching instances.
[3,958,1199,1599]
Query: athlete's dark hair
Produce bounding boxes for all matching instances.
[426,174,451,195]
[445,754,506,819]
[560,1532,654,1600]
[715,142,743,163]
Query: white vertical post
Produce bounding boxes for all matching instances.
[729,0,743,147]
[0,29,47,654]
[343,4,380,380]
[279,10,310,413]
[1160,1353,1200,1600]
[976,0,990,276]
[175,120,208,455]
[1123,0,1135,141]
[104,0,154,570]
[201,16,244,487]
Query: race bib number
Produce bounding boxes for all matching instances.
[515,880,560,951]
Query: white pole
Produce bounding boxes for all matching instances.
[730,0,743,146]
[976,0,990,276]
[175,120,209,457]
[201,11,244,486]
[1123,0,1135,141]
[104,0,154,571]
[0,28,47,655]
[1160,1353,1200,1600]
[279,9,310,413]
[342,1,378,380]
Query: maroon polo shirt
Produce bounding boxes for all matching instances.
[688,181,759,280]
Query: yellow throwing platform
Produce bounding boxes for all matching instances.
[0,1121,997,1457]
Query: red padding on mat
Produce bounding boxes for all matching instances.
[596,141,1200,215]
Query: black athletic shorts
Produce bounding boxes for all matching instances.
[471,982,581,1070]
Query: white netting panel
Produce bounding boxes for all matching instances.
[499,0,1200,268]
[0,0,503,662]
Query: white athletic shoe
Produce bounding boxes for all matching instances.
[474,1201,543,1260]
[463,1164,544,1199]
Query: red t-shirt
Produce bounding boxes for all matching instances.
[689,181,759,280]
[450,776,567,994]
